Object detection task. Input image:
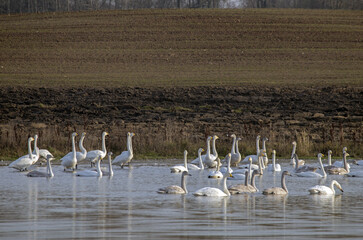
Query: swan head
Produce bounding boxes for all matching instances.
[328,150,332,155]
[237,137,242,141]
[81,132,86,137]
[213,135,219,140]
[34,134,38,140]
[103,132,109,137]
[198,148,204,153]
[332,180,343,192]
[230,134,236,138]
[256,135,261,140]
[258,149,267,156]
[182,171,191,177]
[29,137,35,142]
[292,141,297,146]
[207,136,212,141]
[46,154,54,161]
[248,157,253,163]
[283,171,292,177]
[272,150,276,154]
[344,151,350,157]
[342,147,347,152]
[263,137,268,141]
[184,150,188,156]
[72,132,78,137]
[318,153,324,158]
[108,152,113,156]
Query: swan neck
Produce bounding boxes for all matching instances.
[319,156,327,177]
[244,171,249,186]
[343,153,348,172]
[262,139,266,151]
[294,155,299,170]
[212,138,217,157]
[272,152,276,171]
[72,135,77,159]
[181,174,187,193]
[251,173,258,191]
[79,135,86,154]
[231,136,236,154]
[330,181,336,194]
[291,144,296,158]
[216,159,221,172]
[47,157,54,177]
[281,173,288,193]
[96,158,102,177]
[223,175,230,196]
[108,156,113,176]
[256,138,260,154]
[328,152,332,166]
[258,156,263,175]
[127,135,133,153]
[206,138,211,156]
[34,137,39,158]
[184,152,188,169]
[235,139,240,154]
[101,134,107,154]
[28,138,33,158]
[198,152,204,169]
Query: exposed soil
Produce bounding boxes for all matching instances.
[0,86,362,158]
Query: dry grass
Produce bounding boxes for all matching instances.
[0,9,362,87]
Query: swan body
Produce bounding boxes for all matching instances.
[228,170,260,194]
[308,180,343,195]
[290,141,305,166]
[85,131,109,166]
[296,153,326,178]
[112,132,135,168]
[187,148,204,170]
[158,171,191,194]
[61,132,78,171]
[27,154,54,177]
[262,171,291,195]
[194,171,231,197]
[170,150,189,173]
[242,135,260,163]
[208,157,223,178]
[191,135,218,166]
[204,135,219,168]
[294,154,317,173]
[327,151,350,175]
[76,156,103,177]
[267,150,281,172]
[9,137,36,171]
[62,132,87,163]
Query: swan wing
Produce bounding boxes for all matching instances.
[27,170,48,177]
[75,170,98,177]
[112,151,132,165]
[193,187,227,197]
[170,165,188,173]
[242,155,258,163]
[308,185,333,195]
[158,185,185,194]
[9,156,33,170]
[85,150,105,162]
[208,170,223,178]
[187,163,200,170]
[262,187,286,195]
[296,172,322,178]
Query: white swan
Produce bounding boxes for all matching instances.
[76,156,103,177]
[327,151,350,175]
[224,134,241,167]
[242,135,260,163]
[262,171,292,195]
[9,137,35,171]
[228,169,260,194]
[290,141,305,166]
[85,131,109,167]
[187,148,204,170]
[331,147,350,170]
[296,153,327,178]
[112,132,135,168]
[294,153,317,173]
[27,154,54,177]
[208,157,223,178]
[158,171,191,194]
[61,132,87,163]
[194,171,231,197]
[61,132,78,171]
[267,150,281,172]
[204,135,219,168]
[103,152,114,177]
[262,137,269,167]
[170,150,188,173]
[234,157,254,177]
[191,135,218,166]
[308,180,343,195]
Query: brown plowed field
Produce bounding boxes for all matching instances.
[0,9,362,159]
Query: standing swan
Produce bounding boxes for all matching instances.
[262,171,292,195]
[157,171,191,194]
[27,154,54,177]
[61,132,78,171]
[9,137,35,171]
[194,171,232,197]
[191,135,218,166]
[170,150,189,173]
[76,156,103,177]
[308,180,343,195]
[112,132,135,168]
[262,137,269,167]
[296,153,327,178]
[267,150,281,172]
[62,132,87,163]
[188,148,204,170]
[208,157,224,178]
[86,131,109,167]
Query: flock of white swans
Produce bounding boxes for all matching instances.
[8,132,363,197]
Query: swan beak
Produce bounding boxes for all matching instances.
[229,173,233,177]
[188,173,192,176]
[340,188,344,192]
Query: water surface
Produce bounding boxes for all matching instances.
[1,159,363,239]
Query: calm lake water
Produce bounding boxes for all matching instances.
[1,159,363,240]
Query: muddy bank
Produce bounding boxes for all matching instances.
[0,86,362,158]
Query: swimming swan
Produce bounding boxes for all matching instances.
[294,154,317,173]
[170,150,189,173]
[194,171,232,197]
[9,137,35,171]
[331,147,351,170]
[27,154,54,177]
[102,152,114,176]
[157,171,191,194]
[85,131,109,167]
[228,169,260,194]
[262,171,292,195]
[267,150,281,172]
[242,135,260,163]
[327,151,350,175]
[296,153,327,178]
[308,180,343,195]
[76,156,103,177]
[188,148,204,170]
[112,132,135,168]
[61,132,78,171]
[208,157,223,179]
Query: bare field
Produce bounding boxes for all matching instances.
[0,9,362,87]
